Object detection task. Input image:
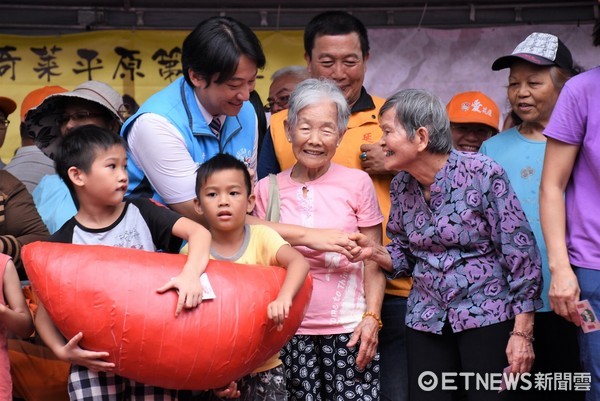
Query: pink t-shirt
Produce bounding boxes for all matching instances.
[0,254,11,400]
[254,163,384,335]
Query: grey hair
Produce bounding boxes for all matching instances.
[379,89,452,154]
[271,65,310,82]
[287,78,350,135]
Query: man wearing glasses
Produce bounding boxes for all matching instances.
[265,66,309,115]
[122,16,265,223]
[25,80,125,233]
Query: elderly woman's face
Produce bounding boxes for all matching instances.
[507,61,559,126]
[287,100,341,171]
[379,108,419,172]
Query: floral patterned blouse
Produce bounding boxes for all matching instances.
[386,150,543,334]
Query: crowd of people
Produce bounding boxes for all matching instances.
[0,9,599,401]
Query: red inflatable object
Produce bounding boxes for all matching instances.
[22,242,312,390]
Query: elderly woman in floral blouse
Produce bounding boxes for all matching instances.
[351,89,542,401]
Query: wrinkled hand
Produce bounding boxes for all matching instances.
[304,229,357,259]
[549,267,581,325]
[59,332,115,373]
[506,335,534,374]
[156,270,203,317]
[360,143,389,175]
[268,297,292,331]
[347,232,374,262]
[213,381,240,399]
[347,316,379,370]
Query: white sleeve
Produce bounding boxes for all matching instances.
[127,113,198,204]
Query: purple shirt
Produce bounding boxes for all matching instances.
[386,150,543,334]
[543,67,600,271]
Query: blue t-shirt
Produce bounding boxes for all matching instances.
[33,174,77,235]
[480,127,550,312]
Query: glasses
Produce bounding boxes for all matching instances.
[56,111,104,126]
[0,119,9,128]
[264,94,291,113]
[451,124,495,138]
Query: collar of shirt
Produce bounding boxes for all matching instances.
[347,87,380,129]
[350,87,376,114]
[193,91,224,129]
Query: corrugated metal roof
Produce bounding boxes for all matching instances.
[0,1,596,35]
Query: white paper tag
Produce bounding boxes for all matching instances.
[200,273,216,300]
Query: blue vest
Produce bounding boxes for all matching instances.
[121,76,257,203]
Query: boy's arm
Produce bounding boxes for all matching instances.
[268,244,310,330]
[156,216,211,316]
[348,224,385,370]
[35,302,115,371]
[169,201,205,225]
[247,215,355,259]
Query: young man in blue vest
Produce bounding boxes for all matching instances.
[122,16,265,223]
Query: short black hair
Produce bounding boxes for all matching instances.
[182,16,266,87]
[304,11,370,59]
[195,153,252,197]
[55,124,128,199]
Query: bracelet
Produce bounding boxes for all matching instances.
[362,312,383,330]
[509,330,535,342]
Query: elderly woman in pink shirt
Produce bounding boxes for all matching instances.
[254,78,385,401]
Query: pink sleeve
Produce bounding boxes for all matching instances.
[356,172,385,228]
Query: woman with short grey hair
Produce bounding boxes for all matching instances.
[352,88,543,401]
[254,78,386,401]
[379,89,453,155]
[285,78,350,134]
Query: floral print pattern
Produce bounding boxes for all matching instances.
[386,150,543,334]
